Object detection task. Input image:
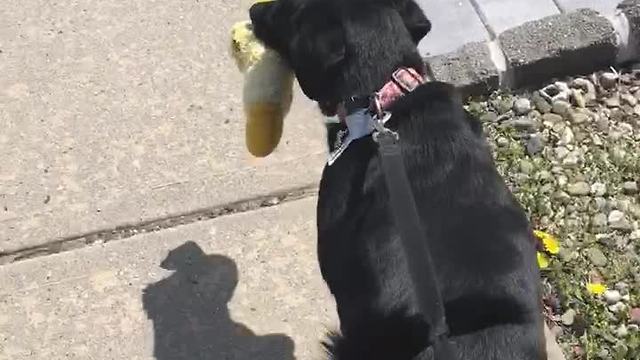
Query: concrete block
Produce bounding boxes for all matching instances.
[416,0,489,56]
[425,41,500,97]
[499,9,617,88]
[475,0,560,34]
[555,0,620,17]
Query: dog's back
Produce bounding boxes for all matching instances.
[317,82,544,359]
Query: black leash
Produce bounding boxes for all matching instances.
[373,114,458,360]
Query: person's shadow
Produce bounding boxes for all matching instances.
[143,241,295,360]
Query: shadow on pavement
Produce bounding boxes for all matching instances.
[143,241,295,360]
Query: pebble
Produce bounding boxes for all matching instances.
[558,127,574,145]
[562,152,580,167]
[600,72,618,89]
[561,309,576,326]
[630,308,640,325]
[604,290,622,304]
[586,247,607,266]
[591,182,607,196]
[571,78,597,102]
[504,118,538,131]
[623,181,638,195]
[615,282,629,293]
[496,137,509,147]
[615,325,629,338]
[542,113,563,124]
[609,210,625,223]
[567,182,590,196]
[532,91,552,113]
[604,94,621,108]
[513,98,531,115]
[621,93,638,106]
[552,100,571,116]
[571,88,586,108]
[480,111,498,123]
[554,146,569,160]
[594,197,608,212]
[519,160,534,174]
[568,111,589,124]
[609,302,626,313]
[595,117,610,132]
[493,97,514,115]
[629,204,640,219]
[591,213,608,230]
[525,136,544,156]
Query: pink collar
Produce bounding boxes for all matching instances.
[377,67,425,110]
[336,67,426,123]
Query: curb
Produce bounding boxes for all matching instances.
[424,0,640,97]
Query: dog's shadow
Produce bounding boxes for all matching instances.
[142,241,295,360]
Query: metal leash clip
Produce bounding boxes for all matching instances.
[371,95,399,143]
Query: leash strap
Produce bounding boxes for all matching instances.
[375,129,458,360]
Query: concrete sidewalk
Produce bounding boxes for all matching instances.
[0,197,337,359]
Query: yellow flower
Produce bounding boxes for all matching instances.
[586,283,607,295]
[537,252,550,269]
[534,230,560,255]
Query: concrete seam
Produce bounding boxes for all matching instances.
[486,39,514,89]
[608,10,635,63]
[467,0,497,40]
[551,0,566,14]
[0,185,319,266]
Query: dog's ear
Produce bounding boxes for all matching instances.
[393,0,431,43]
[249,1,287,53]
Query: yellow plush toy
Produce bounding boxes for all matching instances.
[230,15,294,157]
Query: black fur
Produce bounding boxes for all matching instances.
[251,0,546,359]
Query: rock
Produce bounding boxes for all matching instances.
[629,204,640,220]
[568,110,589,124]
[570,89,586,108]
[604,290,622,304]
[561,309,576,326]
[558,127,575,145]
[611,218,633,232]
[562,152,580,167]
[542,113,563,124]
[594,197,608,212]
[554,147,569,160]
[519,160,534,174]
[532,91,552,113]
[623,181,638,195]
[571,78,597,102]
[591,182,607,196]
[630,308,640,325]
[615,325,629,338]
[552,100,571,116]
[480,111,498,123]
[609,302,627,313]
[586,247,607,266]
[621,93,638,106]
[525,136,544,156]
[615,282,629,293]
[568,182,591,196]
[595,117,610,132]
[493,97,514,114]
[513,98,531,115]
[504,118,538,131]
[608,210,625,223]
[591,213,608,230]
[604,94,621,108]
[600,72,618,89]
[496,137,509,147]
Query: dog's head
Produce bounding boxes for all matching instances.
[250,0,431,115]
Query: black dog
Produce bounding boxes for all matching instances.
[250,0,546,358]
